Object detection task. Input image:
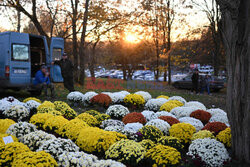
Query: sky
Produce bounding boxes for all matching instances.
[0,0,209,42]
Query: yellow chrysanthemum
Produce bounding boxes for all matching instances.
[156,95,169,99]
[216,127,231,147]
[124,94,145,107]
[169,123,196,143]
[76,113,99,127]
[160,100,183,112]
[43,116,69,134]
[0,119,16,134]
[29,113,54,128]
[192,130,215,141]
[23,97,41,103]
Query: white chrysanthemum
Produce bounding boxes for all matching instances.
[185,101,206,110]
[100,119,125,129]
[144,98,168,112]
[209,113,230,126]
[0,96,24,112]
[155,111,177,119]
[82,91,98,106]
[168,96,187,104]
[179,117,204,131]
[146,119,170,135]
[170,106,199,119]
[58,152,98,167]
[141,110,157,122]
[102,92,125,104]
[6,122,37,140]
[3,105,30,121]
[24,100,40,110]
[37,138,80,161]
[92,159,126,167]
[104,126,124,133]
[106,105,130,119]
[123,123,143,133]
[67,91,84,103]
[187,138,230,167]
[21,130,56,151]
[119,91,130,96]
[134,91,152,102]
[206,108,226,116]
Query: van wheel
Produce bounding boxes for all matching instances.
[29,90,41,96]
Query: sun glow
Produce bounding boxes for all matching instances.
[125,33,141,43]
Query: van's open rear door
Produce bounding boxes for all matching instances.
[50,37,64,82]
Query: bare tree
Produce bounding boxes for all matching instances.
[216,0,250,164]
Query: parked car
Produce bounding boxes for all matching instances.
[172,74,225,92]
[0,31,64,94]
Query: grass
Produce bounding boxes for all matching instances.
[0,78,226,110]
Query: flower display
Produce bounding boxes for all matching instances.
[206,108,226,116]
[146,119,170,135]
[170,106,198,119]
[144,98,168,112]
[0,96,24,112]
[209,113,229,126]
[158,136,184,152]
[111,92,126,104]
[106,105,130,120]
[76,127,126,154]
[104,126,124,133]
[160,100,183,112]
[138,125,163,141]
[6,122,37,140]
[123,122,143,133]
[29,113,54,128]
[37,138,80,161]
[100,119,125,129]
[85,110,101,116]
[43,116,69,134]
[54,101,77,119]
[90,93,112,107]
[191,130,215,141]
[95,114,111,123]
[0,133,18,146]
[82,91,98,106]
[141,110,157,122]
[145,144,181,166]
[38,108,63,116]
[158,116,180,126]
[67,91,85,103]
[0,142,31,166]
[92,159,126,167]
[124,94,145,108]
[119,90,130,96]
[156,95,169,99]
[122,112,146,124]
[58,118,89,141]
[184,101,206,110]
[179,117,204,132]
[216,127,231,147]
[0,119,16,133]
[58,151,98,167]
[21,130,56,151]
[12,151,58,167]
[37,100,55,110]
[202,122,228,135]
[190,109,212,124]
[3,105,30,121]
[168,96,186,104]
[23,97,41,103]
[105,139,146,166]
[169,123,196,143]
[76,113,99,126]
[134,91,152,102]
[187,138,230,167]
[139,139,156,150]
[155,111,177,118]
[24,100,40,111]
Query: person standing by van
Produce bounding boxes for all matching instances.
[52,53,75,92]
[33,65,55,97]
[200,75,211,95]
[191,69,199,94]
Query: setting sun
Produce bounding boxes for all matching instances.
[125,33,141,43]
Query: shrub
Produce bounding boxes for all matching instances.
[190,109,211,124]
[191,130,215,141]
[156,95,169,99]
[85,110,100,116]
[105,139,146,166]
[23,97,41,103]
[124,94,145,108]
[169,123,196,143]
[122,112,146,124]
[202,122,227,135]
[6,122,37,140]
[145,119,171,135]
[29,113,54,128]
[134,91,152,102]
[0,133,18,146]
[54,101,77,119]
[3,105,30,121]
[94,114,110,123]
[0,119,15,133]
[106,105,130,120]
[145,144,181,166]
[76,127,126,155]
[160,100,183,112]
[139,139,156,150]
[90,94,112,107]
[158,116,180,126]
[179,117,204,132]
[12,151,58,167]
[76,113,99,126]
[138,125,163,142]
[216,127,231,147]
[43,116,69,134]
[157,136,184,152]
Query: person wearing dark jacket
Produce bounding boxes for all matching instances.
[52,53,75,92]
[33,65,55,97]
[191,69,199,94]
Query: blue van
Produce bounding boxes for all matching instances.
[0,31,64,95]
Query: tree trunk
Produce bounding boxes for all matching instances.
[17,10,21,32]
[79,0,90,86]
[89,43,97,82]
[218,0,250,163]
[72,0,79,82]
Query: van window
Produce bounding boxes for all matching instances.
[12,44,29,61]
[52,48,62,61]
